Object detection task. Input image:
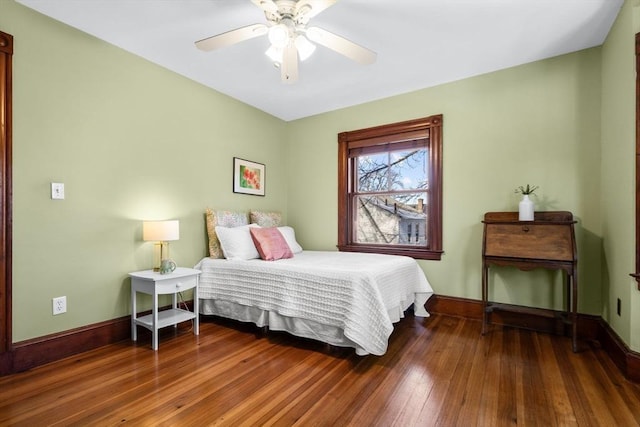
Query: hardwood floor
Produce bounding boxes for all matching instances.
[1,313,639,426]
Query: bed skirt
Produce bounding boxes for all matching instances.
[199,297,421,356]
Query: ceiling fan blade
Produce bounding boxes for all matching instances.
[281,43,299,83]
[306,27,376,65]
[195,23,267,52]
[296,0,337,22]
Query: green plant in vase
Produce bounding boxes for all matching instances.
[514,184,539,196]
[515,184,538,221]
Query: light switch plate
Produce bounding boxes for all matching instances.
[51,182,64,200]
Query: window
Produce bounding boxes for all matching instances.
[338,115,443,260]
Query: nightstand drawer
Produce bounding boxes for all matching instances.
[154,275,197,294]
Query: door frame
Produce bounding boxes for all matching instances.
[0,30,13,375]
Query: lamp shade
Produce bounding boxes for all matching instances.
[143,220,179,242]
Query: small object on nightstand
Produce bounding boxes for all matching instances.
[129,267,200,350]
[159,259,176,274]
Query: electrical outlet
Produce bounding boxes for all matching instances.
[617,298,621,316]
[51,182,64,200]
[52,296,66,315]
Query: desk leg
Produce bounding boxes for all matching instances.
[571,271,578,352]
[482,264,488,335]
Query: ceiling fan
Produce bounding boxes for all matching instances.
[195,0,377,83]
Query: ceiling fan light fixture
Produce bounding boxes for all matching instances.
[265,44,283,65]
[197,0,374,83]
[295,34,316,61]
[268,23,289,48]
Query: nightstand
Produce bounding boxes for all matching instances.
[129,267,200,350]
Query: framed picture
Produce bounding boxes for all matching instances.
[233,157,265,196]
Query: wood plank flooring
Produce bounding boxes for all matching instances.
[1,313,639,426]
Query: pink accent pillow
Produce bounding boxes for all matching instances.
[250,227,293,261]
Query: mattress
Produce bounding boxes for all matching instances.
[194,250,434,355]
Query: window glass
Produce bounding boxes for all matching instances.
[354,192,427,245]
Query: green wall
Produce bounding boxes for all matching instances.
[2,1,287,341]
[600,0,640,350]
[287,48,603,316]
[4,0,640,352]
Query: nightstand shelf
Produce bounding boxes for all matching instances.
[134,308,196,330]
[129,267,201,350]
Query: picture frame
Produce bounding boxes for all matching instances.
[233,157,265,196]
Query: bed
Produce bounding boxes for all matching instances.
[195,209,434,356]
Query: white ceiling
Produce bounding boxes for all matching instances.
[16,0,624,122]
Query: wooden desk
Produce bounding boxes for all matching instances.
[481,211,578,352]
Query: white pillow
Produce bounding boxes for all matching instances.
[215,224,260,260]
[277,226,303,254]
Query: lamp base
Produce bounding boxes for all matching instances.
[152,242,170,272]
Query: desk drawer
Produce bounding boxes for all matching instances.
[484,223,573,261]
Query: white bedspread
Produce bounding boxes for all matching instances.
[195,251,433,356]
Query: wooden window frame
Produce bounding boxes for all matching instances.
[337,115,443,260]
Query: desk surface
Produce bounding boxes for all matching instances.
[482,211,574,224]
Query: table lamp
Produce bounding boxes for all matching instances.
[143,220,179,272]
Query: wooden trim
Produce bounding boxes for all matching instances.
[634,32,640,286]
[337,244,443,260]
[11,316,131,372]
[426,294,598,340]
[597,318,640,383]
[429,120,443,254]
[5,300,195,374]
[0,30,13,376]
[337,132,349,250]
[425,294,484,319]
[339,116,438,146]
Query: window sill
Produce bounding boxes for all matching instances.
[337,244,443,260]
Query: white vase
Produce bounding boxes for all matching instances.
[519,195,534,221]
